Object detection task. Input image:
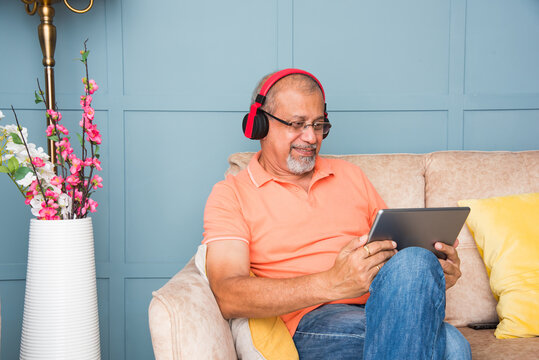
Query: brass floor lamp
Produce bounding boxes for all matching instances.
[21,0,94,166]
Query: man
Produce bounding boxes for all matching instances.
[203,69,471,359]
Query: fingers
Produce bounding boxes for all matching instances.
[436,241,462,290]
[342,235,369,254]
[362,240,397,258]
[434,242,459,264]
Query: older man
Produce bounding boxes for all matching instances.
[202,69,471,359]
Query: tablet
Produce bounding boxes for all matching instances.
[367,207,470,259]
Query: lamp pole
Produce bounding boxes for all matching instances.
[21,0,94,167]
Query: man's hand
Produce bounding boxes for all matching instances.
[434,239,462,290]
[326,235,397,300]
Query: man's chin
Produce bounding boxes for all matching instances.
[287,155,316,175]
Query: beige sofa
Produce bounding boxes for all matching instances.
[149,150,539,359]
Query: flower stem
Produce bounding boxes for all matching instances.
[11,106,47,202]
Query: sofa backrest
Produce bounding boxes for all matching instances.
[226,150,539,327]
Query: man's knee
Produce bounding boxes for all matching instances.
[371,247,445,296]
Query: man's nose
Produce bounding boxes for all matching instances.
[300,125,318,144]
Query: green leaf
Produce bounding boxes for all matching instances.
[0,165,9,173]
[34,91,43,104]
[14,166,32,181]
[95,154,100,159]
[76,133,84,147]
[80,50,90,63]
[9,132,23,145]
[7,156,19,173]
[48,135,60,142]
[95,145,100,155]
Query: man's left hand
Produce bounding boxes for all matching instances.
[434,239,462,290]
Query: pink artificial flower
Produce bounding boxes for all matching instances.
[88,198,98,213]
[74,189,83,202]
[84,106,95,121]
[79,117,92,129]
[39,206,59,220]
[86,124,102,144]
[88,79,99,94]
[80,94,92,107]
[51,176,64,186]
[46,109,62,122]
[46,124,55,137]
[45,189,59,200]
[32,157,46,168]
[25,192,34,205]
[66,174,81,187]
[93,158,102,171]
[29,180,39,195]
[56,138,74,160]
[56,124,69,135]
[90,175,103,190]
[69,155,82,175]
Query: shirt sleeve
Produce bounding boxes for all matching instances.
[202,179,251,245]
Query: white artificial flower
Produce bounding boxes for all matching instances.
[58,193,71,208]
[0,110,5,120]
[3,124,27,141]
[58,193,72,219]
[30,195,44,217]
[16,171,36,187]
[37,163,56,183]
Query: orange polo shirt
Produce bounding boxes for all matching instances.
[203,151,386,335]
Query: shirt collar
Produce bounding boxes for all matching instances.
[246,151,335,188]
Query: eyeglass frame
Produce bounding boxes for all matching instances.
[259,109,332,135]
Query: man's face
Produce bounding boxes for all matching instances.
[260,87,325,176]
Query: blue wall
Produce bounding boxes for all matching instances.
[1,0,538,358]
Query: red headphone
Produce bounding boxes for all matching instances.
[242,69,330,140]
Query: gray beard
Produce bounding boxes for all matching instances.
[287,153,316,175]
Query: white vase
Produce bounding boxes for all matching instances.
[20,217,101,359]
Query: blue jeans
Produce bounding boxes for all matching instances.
[293,247,471,359]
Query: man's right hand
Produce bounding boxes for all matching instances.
[325,235,397,300]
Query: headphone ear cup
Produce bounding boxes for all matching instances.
[242,110,269,140]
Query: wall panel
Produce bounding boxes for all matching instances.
[122,0,279,107]
[324,111,448,154]
[465,0,539,94]
[463,109,539,151]
[294,0,451,99]
[124,278,168,360]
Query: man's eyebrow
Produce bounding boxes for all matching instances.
[289,114,326,121]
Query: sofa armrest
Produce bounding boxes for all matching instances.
[149,257,237,360]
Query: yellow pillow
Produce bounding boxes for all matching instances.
[458,193,539,339]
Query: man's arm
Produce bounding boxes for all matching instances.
[206,235,397,319]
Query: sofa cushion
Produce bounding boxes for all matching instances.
[459,193,539,339]
[424,151,539,327]
[458,327,539,360]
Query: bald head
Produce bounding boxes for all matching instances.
[251,72,324,114]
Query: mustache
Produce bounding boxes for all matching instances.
[291,144,316,150]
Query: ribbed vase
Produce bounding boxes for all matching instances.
[20,217,101,359]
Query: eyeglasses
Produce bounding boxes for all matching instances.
[260,109,331,135]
